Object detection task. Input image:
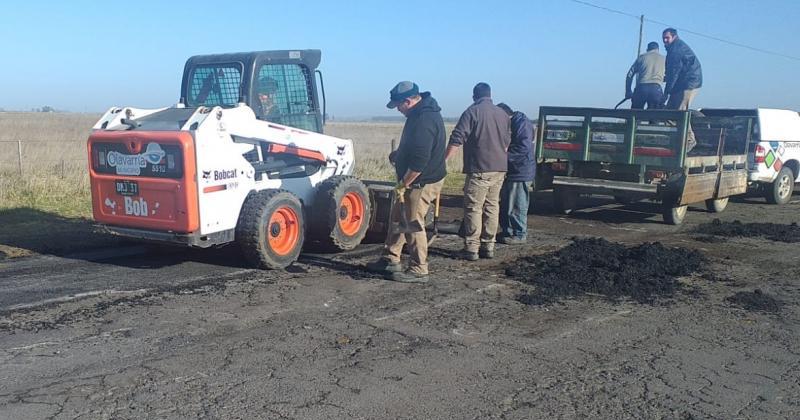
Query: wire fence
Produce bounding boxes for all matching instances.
[0,140,87,177]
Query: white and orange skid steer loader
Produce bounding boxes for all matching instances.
[88,50,393,269]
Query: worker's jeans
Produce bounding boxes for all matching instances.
[667,88,700,151]
[462,172,505,253]
[499,180,531,240]
[384,179,444,275]
[631,83,663,110]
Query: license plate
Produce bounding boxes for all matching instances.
[115,180,139,196]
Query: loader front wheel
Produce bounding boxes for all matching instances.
[237,189,305,269]
[313,176,371,251]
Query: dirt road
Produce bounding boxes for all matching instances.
[1,193,798,419]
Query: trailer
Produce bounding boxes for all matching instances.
[535,106,751,224]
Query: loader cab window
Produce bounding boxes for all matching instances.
[255,63,318,132]
[187,64,243,108]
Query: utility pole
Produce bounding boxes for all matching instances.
[637,15,644,56]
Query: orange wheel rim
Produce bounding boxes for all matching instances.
[267,206,300,256]
[338,191,364,236]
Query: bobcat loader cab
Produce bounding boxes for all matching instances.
[88,50,375,269]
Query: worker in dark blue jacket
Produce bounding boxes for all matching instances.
[662,27,703,151]
[496,103,535,245]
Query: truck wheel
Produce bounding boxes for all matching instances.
[662,204,687,225]
[705,197,729,213]
[236,189,305,269]
[553,186,578,215]
[313,176,371,251]
[765,167,795,205]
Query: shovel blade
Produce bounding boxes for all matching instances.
[392,220,424,235]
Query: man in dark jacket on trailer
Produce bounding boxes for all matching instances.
[625,42,665,110]
[662,27,703,150]
[365,81,446,283]
[496,103,535,245]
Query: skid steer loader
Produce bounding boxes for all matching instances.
[88,50,394,269]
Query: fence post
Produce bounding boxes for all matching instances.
[17,140,23,176]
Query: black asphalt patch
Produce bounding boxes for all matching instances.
[696,219,800,243]
[506,238,706,305]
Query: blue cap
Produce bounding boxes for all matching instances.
[387,81,419,108]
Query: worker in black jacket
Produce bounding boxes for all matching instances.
[366,81,446,283]
[662,27,703,150]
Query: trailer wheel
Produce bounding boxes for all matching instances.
[662,204,687,225]
[765,167,795,205]
[553,186,578,215]
[705,197,729,213]
[313,176,371,251]
[236,189,305,269]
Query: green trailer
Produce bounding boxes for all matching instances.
[535,106,753,224]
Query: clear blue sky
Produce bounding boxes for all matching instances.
[1,0,798,118]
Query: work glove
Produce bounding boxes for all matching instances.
[624,91,633,99]
[389,150,397,165]
[394,181,407,196]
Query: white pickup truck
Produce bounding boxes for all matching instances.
[700,108,799,204]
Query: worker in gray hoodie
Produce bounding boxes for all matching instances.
[625,41,665,110]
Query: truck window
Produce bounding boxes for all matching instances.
[255,64,317,132]
[187,64,243,108]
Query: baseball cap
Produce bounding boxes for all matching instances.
[386,81,419,108]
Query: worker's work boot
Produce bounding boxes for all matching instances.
[479,248,495,259]
[390,270,429,284]
[365,258,402,273]
[459,250,479,261]
[497,236,526,245]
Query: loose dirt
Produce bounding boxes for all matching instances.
[696,218,800,243]
[726,289,782,313]
[506,238,706,305]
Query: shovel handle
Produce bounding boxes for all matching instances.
[434,193,440,217]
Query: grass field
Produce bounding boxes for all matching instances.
[0,112,465,257]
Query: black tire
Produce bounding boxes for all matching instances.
[312,176,371,251]
[705,197,729,213]
[662,204,688,225]
[236,189,305,269]
[765,167,795,205]
[553,186,578,215]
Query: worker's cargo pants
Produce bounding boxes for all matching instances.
[499,180,531,240]
[384,179,444,275]
[667,88,700,150]
[462,172,505,253]
[631,83,663,110]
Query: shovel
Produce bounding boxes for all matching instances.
[392,190,424,235]
[614,97,629,109]
[427,192,441,245]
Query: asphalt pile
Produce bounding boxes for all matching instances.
[507,238,706,305]
[726,289,782,313]
[696,219,800,243]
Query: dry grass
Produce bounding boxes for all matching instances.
[0,113,468,257]
[0,114,466,217]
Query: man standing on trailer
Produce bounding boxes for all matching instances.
[445,82,511,261]
[365,81,446,283]
[662,27,703,150]
[625,42,665,110]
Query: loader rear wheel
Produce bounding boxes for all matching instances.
[705,197,729,213]
[313,176,371,251]
[236,189,305,269]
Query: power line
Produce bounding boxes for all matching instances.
[569,0,800,62]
